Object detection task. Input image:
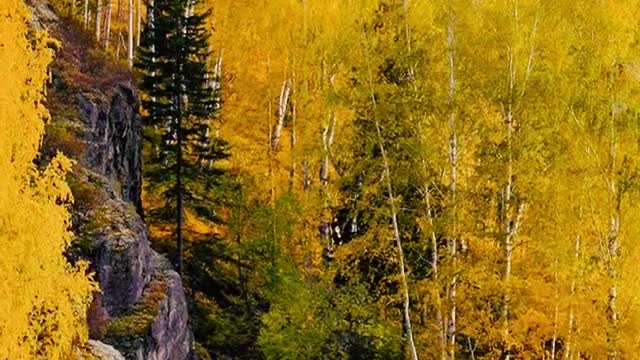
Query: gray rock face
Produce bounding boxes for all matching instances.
[147,271,192,360]
[25,0,58,30]
[76,340,126,360]
[146,256,194,360]
[78,86,144,217]
[90,195,153,316]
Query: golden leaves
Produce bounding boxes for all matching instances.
[0,1,94,358]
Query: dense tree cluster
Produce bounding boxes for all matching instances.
[196,0,640,359]
[57,0,640,358]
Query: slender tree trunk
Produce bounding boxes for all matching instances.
[501,9,536,356]
[212,52,223,113]
[136,0,142,46]
[500,44,527,352]
[236,234,246,303]
[565,235,581,359]
[425,186,446,360]
[175,100,184,275]
[83,0,89,28]
[375,117,418,360]
[104,0,113,50]
[551,260,559,359]
[376,108,418,360]
[116,32,122,61]
[266,56,278,270]
[467,338,477,360]
[266,56,276,205]
[303,160,311,191]
[96,0,102,41]
[320,74,336,188]
[175,64,184,273]
[362,27,418,360]
[501,37,519,355]
[402,0,415,82]
[446,7,458,359]
[606,110,621,360]
[289,101,297,191]
[147,0,155,102]
[272,78,291,151]
[213,52,223,87]
[320,72,337,247]
[127,0,134,67]
[502,199,525,343]
[176,134,184,274]
[174,5,187,275]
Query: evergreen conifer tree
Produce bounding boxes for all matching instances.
[136,0,228,274]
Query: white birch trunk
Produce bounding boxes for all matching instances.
[361,27,418,360]
[104,0,113,50]
[320,75,336,187]
[446,8,458,359]
[83,0,89,28]
[551,260,559,359]
[501,21,517,347]
[321,108,336,187]
[320,72,337,246]
[606,110,620,360]
[289,101,297,190]
[501,53,522,353]
[271,79,291,151]
[374,117,418,360]
[212,51,223,111]
[565,235,581,359]
[136,0,141,46]
[402,0,415,82]
[501,9,537,352]
[127,0,134,67]
[96,0,102,41]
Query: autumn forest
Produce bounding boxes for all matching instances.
[3,0,640,359]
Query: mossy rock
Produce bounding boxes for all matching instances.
[66,172,109,254]
[193,342,213,360]
[75,340,125,360]
[102,275,168,357]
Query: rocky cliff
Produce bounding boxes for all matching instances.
[27,1,195,359]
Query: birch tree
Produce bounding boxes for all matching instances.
[361,31,418,360]
[127,0,134,67]
[444,4,458,358]
[95,0,102,41]
[104,0,112,50]
[83,0,89,28]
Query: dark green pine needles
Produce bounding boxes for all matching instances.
[136,0,229,274]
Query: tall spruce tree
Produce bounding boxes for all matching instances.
[136,0,228,274]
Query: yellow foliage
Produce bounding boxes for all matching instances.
[151,0,640,357]
[0,1,95,358]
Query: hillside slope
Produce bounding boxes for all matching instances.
[27,1,196,359]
